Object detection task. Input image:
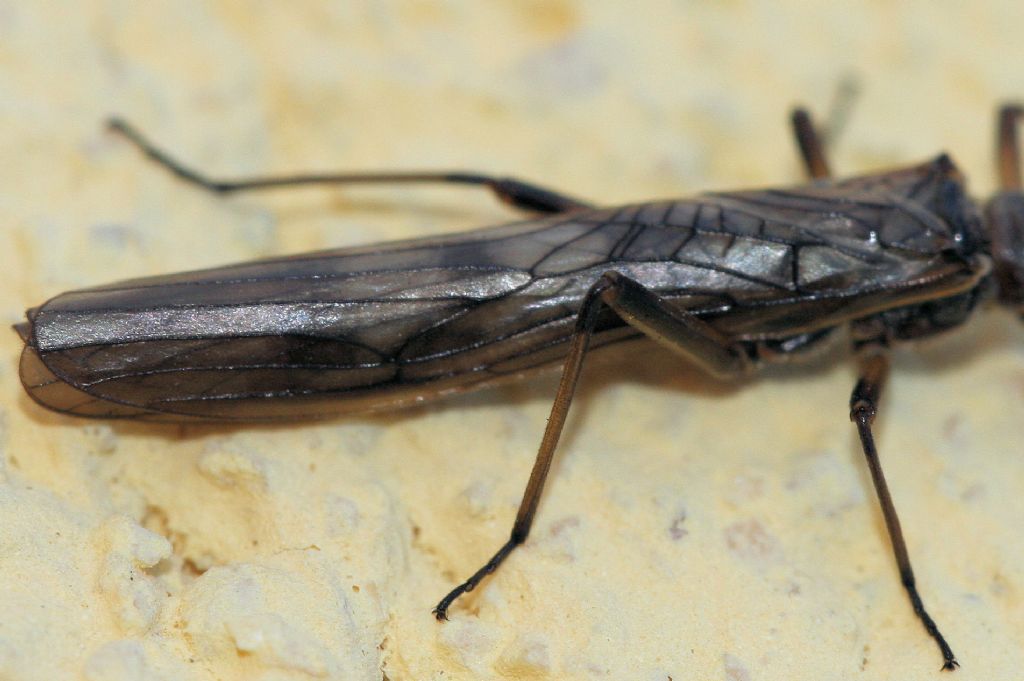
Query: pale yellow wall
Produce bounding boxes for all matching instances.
[2,3,1023,680]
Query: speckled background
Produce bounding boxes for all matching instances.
[2,2,1024,680]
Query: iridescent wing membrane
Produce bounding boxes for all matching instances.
[17,156,984,420]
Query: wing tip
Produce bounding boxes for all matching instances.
[17,343,157,419]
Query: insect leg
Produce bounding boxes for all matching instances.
[791,81,858,179]
[790,107,832,179]
[433,271,751,620]
[107,118,593,214]
[997,104,1023,190]
[850,345,958,671]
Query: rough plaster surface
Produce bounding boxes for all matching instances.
[1,3,1024,680]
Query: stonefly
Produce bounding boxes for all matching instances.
[16,104,1024,671]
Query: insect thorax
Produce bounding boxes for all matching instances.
[850,282,994,346]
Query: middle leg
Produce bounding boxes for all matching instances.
[850,344,958,671]
[790,107,832,179]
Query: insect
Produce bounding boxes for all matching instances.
[15,103,1024,671]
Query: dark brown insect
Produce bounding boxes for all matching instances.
[16,104,1024,670]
